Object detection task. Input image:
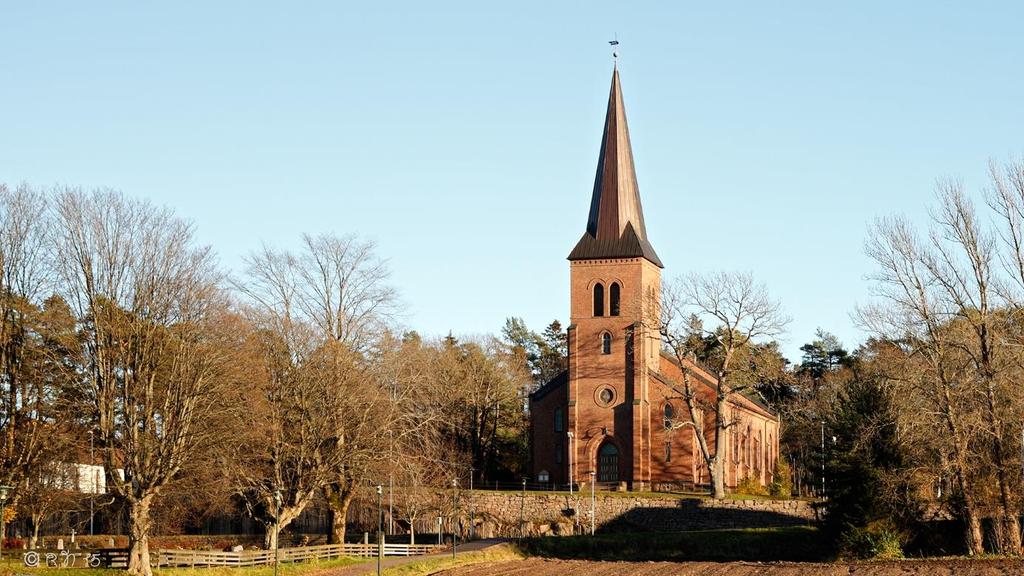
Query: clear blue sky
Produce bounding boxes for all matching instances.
[3,2,1023,361]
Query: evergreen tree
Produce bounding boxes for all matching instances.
[798,329,851,382]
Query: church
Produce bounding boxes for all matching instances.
[529,66,780,492]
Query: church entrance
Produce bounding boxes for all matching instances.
[598,442,619,482]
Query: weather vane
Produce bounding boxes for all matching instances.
[609,35,619,62]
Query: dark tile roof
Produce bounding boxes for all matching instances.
[656,351,778,417]
[529,369,567,402]
[567,66,663,268]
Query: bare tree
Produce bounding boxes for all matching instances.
[226,323,351,549]
[0,184,57,506]
[52,188,232,576]
[861,163,1024,555]
[322,332,436,544]
[431,336,529,486]
[234,235,404,546]
[19,460,85,549]
[0,184,81,541]
[656,271,788,499]
[861,211,993,554]
[294,233,400,354]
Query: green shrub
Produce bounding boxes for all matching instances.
[734,475,768,496]
[768,457,792,498]
[837,521,905,559]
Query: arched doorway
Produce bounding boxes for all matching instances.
[598,442,619,483]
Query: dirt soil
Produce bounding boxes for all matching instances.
[433,557,1024,576]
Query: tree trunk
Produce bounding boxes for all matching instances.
[990,429,1023,554]
[963,500,984,556]
[263,506,302,550]
[409,523,415,546]
[711,456,726,499]
[711,398,729,499]
[127,496,154,576]
[326,487,355,544]
[953,462,985,556]
[30,516,40,549]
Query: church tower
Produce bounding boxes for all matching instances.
[530,65,780,494]
[564,65,662,490]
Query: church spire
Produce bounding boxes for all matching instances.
[568,67,663,268]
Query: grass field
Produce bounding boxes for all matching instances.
[0,555,365,576]
[379,544,523,576]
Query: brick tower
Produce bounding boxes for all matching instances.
[530,67,781,492]
[562,65,663,490]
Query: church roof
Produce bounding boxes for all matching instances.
[529,369,567,402]
[568,66,663,268]
[654,351,778,419]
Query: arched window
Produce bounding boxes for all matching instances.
[610,282,621,316]
[593,283,605,317]
[601,332,612,355]
[664,403,675,430]
[554,407,564,432]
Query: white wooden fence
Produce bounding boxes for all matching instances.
[153,543,440,568]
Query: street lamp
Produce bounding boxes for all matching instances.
[89,430,95,536]
[567,431,574,497]
[589,471,596,536]
[0,485,10,560]
[820,421,825,499]
[376,484,383,576]
[468,466,475,541]
[388,431,394,536]
[451,479,458,560]
[272,490,282,576]
[519,478,526,540]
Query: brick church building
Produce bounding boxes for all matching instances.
[530,66,779,492]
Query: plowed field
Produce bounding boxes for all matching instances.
[432,557,1024,576]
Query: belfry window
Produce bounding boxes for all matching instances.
[601,332,612,355]
[610,282,621,316]
[664,403,675,430]
[593,283,605,317]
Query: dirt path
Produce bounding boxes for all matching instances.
[433,557,1024,576]
[316,539,508,576]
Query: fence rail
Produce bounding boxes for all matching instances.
[152,543,440,568]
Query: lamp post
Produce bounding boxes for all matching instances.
[567,431,574,497]
[387,433,394,537]
[468,467,475,541]
[376,484,383,576]
[451,479,458,560]
[272,490,282,576]
[0,485,10,560]
[589,471,596,536]
[820,421,825,499]
[89,430,95,536]
[519,478,526,540]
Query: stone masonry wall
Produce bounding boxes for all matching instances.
[351,492,818,539]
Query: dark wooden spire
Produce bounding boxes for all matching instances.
[568,67,663,267]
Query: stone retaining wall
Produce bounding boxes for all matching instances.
[464,493,817,538]
[351,492,818,539]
